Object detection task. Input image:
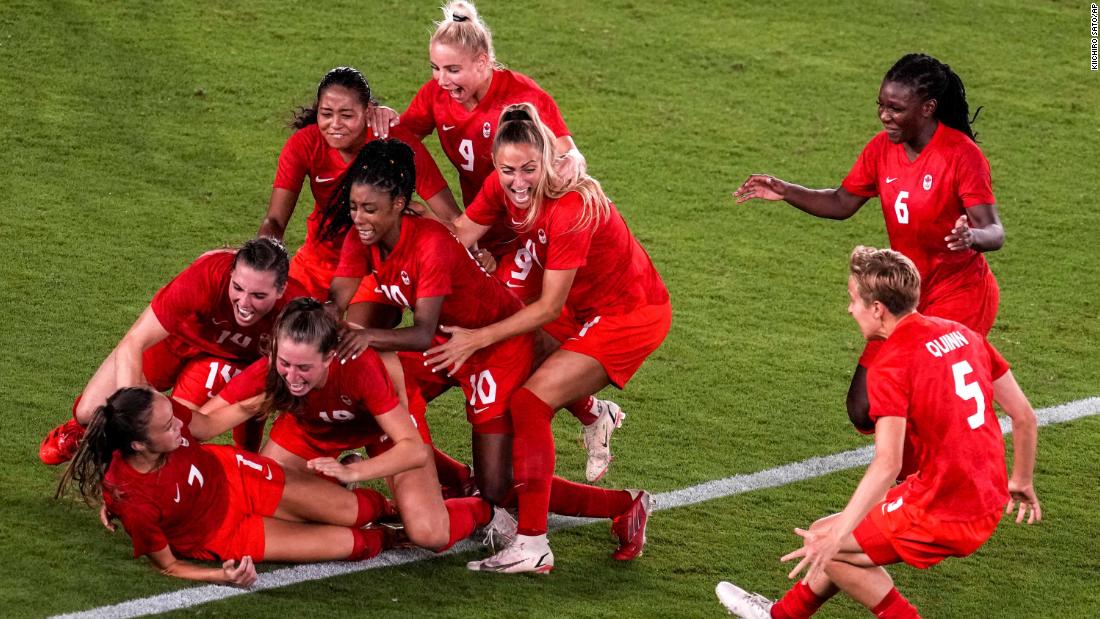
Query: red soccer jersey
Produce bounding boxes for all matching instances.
[335,216,522,329]
[465,173,669,322]
[841,124,997,299]
[149,250,310,363]
[867,313,1011,522]
[272,123,450,264]
[103,406,233,558]
[218,353,399,450]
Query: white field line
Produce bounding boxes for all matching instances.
[53,396,1100,619]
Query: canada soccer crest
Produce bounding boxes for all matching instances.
[341,395,353,406]
[483,122,492,138]
[400,271,411,285]
[923,174,933,191]
[537,229,547,244]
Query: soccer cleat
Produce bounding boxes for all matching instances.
[480,507,518,554]
[715,581,775,619]
[582,399,626,482]
[610,489,651,560]
[467,534,554,574]
[39,418,86,465]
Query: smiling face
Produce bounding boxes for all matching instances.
[316,85,369,156]
[429,42,491,108]
[275,336,333,397]
[494,143,543,208]
[226,264,283,327]
[877,80,935,145]
[349,182,405,250]
[136,393,184,455]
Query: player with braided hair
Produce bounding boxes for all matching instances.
[734,53,1004,473]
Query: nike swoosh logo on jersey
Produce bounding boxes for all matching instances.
[473,406,491,414]
[505,282,522,288]
[173,484,181,503]
[315,176,335,183]
[442,124,456,131]
[885,177,898,184]
[265,466,273,481]
[212,318,228,326]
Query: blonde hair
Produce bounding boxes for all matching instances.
[848,246,921,315]
[493,102,610,232]
[431,1,497,66]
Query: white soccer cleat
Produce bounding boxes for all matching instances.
[467,533,554,574]
[716,581,774,619]
[582,399,626,482]
[480,507,518,554]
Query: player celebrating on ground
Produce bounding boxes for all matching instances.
[260,66,460,299]
[57,387,397,586]
[327,138,648,573]
[716,246,1040,619]
[429,104,671,573]
[194,298,493,553]
[39,238,307,465]
[733,54,1004,452]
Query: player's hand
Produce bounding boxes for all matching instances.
[423,325,482,376]
[99,504,119,533]
[780,526,841,584]
[222,556,257,588]
[553,150,586,187]
[1006,478,1042,524]
[403,200,428,217]
[307,457,360,484]
[337,325,373,363]
[945,215,973,251]
[366,105,400,139]
[733,174,788,204]
[474,248,497,273]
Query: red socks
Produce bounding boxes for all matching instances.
[771,581,831,619]
[439,497,492,552]
[232,416,265,453]
[510,388,557,536]
[352,487,390,528]
[549,477,633,519]
[565,396,598,425]
[872,588,920,619]
[348,527,385,561]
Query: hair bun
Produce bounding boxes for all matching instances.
[501,108,532,123]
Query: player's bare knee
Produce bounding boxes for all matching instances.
[404,518,448,550]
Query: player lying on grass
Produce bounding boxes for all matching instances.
[431,103,670,573]
[57,386,397,587]
[40,238,307,465]
[734,53,1004,479]
[259,65,459,299]
[369,1,626,481]
[323,137,649,573]
[716,246,1040,619]
[194,297,494,553]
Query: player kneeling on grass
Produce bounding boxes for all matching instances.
[195,297,493,553]
[56,387,396,587]
[716,246,1040,619]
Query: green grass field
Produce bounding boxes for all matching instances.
[1,0,1098,616]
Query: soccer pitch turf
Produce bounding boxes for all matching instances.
[2,1,1098,617]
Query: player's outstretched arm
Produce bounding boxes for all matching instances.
[114,306,171,388]
[733,174,868,220]
[148,546,257,587]
[992,370,1041,524]
[258,188,300,240]
[307,404,429,483]
[190,394,264,442]
[945,205,1004,253]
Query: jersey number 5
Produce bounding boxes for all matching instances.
[951,360,986,429]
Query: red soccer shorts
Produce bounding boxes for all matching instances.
[171,356,246,407]
[859,272,999,367]
[198,446,286,562]
[267,407,433,461]
[557,301,672,389]
[853,484,1001,569]
[398,333,535,435]
[289,242,338,300]
[141,337,202,392]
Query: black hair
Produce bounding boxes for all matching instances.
[884,53,981,142]
[318,138,417,242]
[234,237,290,290]
[290,66,375,130]
[56,387,157,505]
[261,297,340,417]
